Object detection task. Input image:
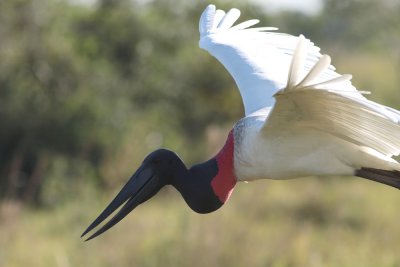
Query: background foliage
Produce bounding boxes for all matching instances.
[0,0,399,266]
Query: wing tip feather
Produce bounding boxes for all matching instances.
[287,35,308,89]
[199,4,277,38]
[199,4,216,36]
[285,35,354,92]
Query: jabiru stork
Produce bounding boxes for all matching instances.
[81,4,400,241]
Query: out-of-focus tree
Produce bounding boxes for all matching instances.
[0,0,254,205]
[0,0,134,204]
[319,0,400,50]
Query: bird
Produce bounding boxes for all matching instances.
[81,4,400,241]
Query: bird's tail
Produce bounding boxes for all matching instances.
[355,168,400,189]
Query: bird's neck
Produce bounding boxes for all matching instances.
[172,130,237,213]
[210,130,236,203]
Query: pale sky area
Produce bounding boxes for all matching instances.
[253,0,323,15]
[71,0,324,15]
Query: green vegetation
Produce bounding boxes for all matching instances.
[0,0,400,266]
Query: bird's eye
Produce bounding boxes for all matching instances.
[152,159,161,164]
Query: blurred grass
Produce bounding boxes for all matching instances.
[2,177,400,267]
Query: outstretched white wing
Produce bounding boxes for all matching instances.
[199,4,362,116]
[264,35,400,157]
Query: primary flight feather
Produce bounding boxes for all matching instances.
[82,4,400,241]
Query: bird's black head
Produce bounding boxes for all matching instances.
[81,131,237,241]
[81,149,185,241]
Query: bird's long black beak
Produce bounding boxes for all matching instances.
[81,164,161,241]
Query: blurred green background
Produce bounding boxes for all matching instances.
[1,0,400,266]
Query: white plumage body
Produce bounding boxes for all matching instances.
[233,111,398,181]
